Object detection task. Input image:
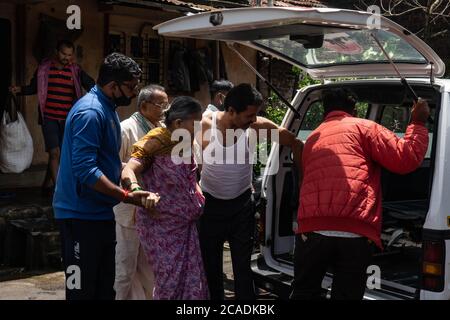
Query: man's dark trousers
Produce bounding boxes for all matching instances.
[290,232,374,300]
[199,189,256,300]
[59,219,116,300]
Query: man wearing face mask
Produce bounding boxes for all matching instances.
[204,80,234,113]
[53,53,157,300]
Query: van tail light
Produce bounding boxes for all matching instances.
[422,240,445,292]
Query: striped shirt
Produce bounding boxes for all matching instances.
[44,64,75,120]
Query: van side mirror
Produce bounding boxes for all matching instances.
[289,34,324,49]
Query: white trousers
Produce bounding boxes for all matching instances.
[114,223,154,300]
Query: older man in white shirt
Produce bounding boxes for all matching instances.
[114,84,168,300]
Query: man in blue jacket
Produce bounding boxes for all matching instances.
[53,53,158,300]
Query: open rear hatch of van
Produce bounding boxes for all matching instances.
[155,7,445,299]
[155,7,444,79]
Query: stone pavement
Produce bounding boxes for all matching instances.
[0,244,276,300]
[0,271,65,300]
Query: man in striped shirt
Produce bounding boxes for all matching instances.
[10,40,95,195]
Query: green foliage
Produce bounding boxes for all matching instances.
[292,66,321,88]
[355,102,369,118]
[264,67,320,126]
[301,102,324,130]
[265,93,287,125]
[255,65,372,176]
[253,142,268,177]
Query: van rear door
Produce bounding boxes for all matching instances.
[155,7,445,79]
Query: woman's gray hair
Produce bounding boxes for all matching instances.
[137,84,166,109]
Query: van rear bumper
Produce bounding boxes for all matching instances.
[251,253,293,299]
[251,253,410,300]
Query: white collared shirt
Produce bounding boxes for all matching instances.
[113,114,160,228]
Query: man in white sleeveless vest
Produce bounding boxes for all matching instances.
[197,83,303,300]
[114,84,168,299]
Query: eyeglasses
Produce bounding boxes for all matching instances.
[149,101,169,109]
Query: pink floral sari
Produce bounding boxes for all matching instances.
[131,127,208,300]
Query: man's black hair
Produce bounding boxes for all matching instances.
[322,88,357,116]
[210,79,234,100]
[56,40,75,51]
[97,52,142,86]
[224,83,263,113]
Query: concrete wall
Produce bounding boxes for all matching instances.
[0,2,16,86]
[15,0,257,169]
[22,0,104,166]
[221,42,256,88]
[108,7,180,120]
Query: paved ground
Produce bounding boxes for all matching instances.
[1,188,277,299]
[0,244,276,300]
[0,270,65,300]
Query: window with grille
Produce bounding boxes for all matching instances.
[108,31,164,85]
[108,33,126,54]
[130,34,164,85]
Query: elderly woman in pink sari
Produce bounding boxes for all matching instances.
[121,96,208,300]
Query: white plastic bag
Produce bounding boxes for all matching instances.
[0,109,34,173]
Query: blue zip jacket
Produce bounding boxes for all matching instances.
[53,85,122,220]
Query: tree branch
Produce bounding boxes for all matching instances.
[431,1,450,18]
[430,29,448,38]
[429,0,443,13]
[390,0,403,12]
[381,6,424,16]
[354,0,371,12]
[410,0,426,10]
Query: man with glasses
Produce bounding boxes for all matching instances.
[114,84,168,300]
[9,40,95,196]
[53,53,157,300]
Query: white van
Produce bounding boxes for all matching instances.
[155,7,450,300]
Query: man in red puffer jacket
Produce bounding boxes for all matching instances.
[291,88,430,300]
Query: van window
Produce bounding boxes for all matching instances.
[254,29,426,68]
[297,101,368,141]
[379,104,434,158]
[380,105,409,133]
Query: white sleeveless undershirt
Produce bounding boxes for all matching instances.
[200,112,253,200]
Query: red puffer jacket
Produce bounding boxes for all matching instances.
[297,111,429,248]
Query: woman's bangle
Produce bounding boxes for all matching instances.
[132,186,143,192]
[122,189,130,202]
[128,181,140,190]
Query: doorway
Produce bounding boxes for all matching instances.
[0,18,12,117]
